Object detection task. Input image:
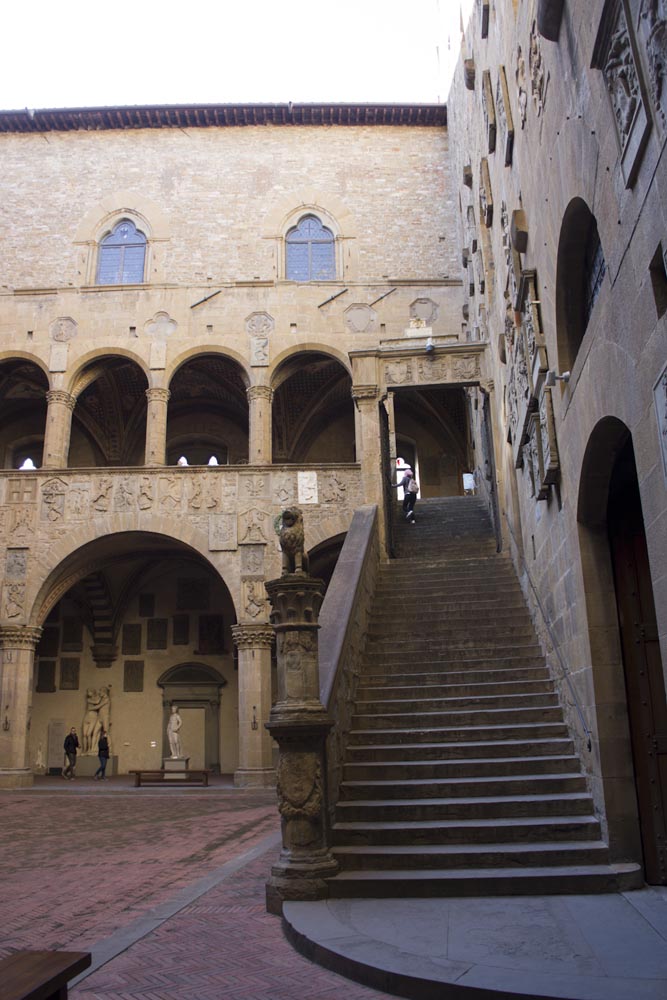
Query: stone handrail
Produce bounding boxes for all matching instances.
[318,504,379,818]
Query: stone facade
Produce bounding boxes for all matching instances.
[448,0,667,877]
[0,105,484,787]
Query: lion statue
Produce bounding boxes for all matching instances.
[279,506,309,576]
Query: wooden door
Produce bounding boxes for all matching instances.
[608,446,667,884]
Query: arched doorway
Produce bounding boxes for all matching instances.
[578,418,667,883]
[158,663,227,772]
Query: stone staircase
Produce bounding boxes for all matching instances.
[326,496,642,897]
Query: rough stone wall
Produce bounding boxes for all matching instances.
[448,0,667,846]
[1,125,458,287]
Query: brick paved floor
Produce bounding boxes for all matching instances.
[1,777,394,999]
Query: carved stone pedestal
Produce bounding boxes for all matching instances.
[264,572,339,915]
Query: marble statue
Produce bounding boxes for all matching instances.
[167,704,183,758]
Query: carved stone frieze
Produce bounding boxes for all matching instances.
[410,298,439,325]
[277,753,322,823]
[479,158,493,227]
[297,471,318,505]
[272,473,296,506]
[239,507,271,544]
[344,304,377,333]
[529,19,549,116]
[516,45,528,129]
[3,582,26,620]
[5,549,27,580]
[209,513,238,551]
[91,477,114,512]
[496,66,515,165]
[593,0,650,184]
[320,472,347,504]
[49,316,78,342]
[482,70,497,153]
[159,474,183,512]
[639,0,667,129]
[41,478,67,522]
[245,311,274,336]
[539,386,560,490]
[242,579,268,620]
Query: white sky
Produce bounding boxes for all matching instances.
[2,0,474,111]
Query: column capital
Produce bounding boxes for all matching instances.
[351,383,379,403]
[0,625,43,650]
[146,387,171,404]
[46,389,76,411]
[247,385,274,403]
[231,623,275,650]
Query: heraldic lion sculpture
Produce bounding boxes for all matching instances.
[279,506,309,575]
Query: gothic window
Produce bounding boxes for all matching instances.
[556,199,607,372]
[96,219,147,284]
[583,222,607,329]
[286,215,335,281]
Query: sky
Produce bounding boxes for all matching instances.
[2,0,474,111]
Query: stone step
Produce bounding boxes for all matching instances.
[365,642,544,672]
[331,814,603,846]
[346,737,575,762]
[342,754,583,781]
[335,792,593,823]
[339,772,588,800]
[356,679,555,699]
[325,863,644,898]
[367,623,537,641]
[348,721,569,746]
[350,705,564,730]
[355,693,558,714]
[332,840,611,871]
[359,666,551,686]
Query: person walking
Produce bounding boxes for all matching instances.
[94,727,110,780]
[63,727,80,779]
[394,466,419,523]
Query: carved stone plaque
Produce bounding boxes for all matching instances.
[209,513,237,551]
[298,471,318,504]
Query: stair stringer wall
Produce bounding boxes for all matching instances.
[319,504,381,821]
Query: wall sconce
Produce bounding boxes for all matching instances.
[251,707,258,731]
[545,369,570,386]
[425,336,435,357]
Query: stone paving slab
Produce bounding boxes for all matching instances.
[284,891,667,1000]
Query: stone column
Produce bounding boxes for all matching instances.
[231,623,276,787]
[145,388,171,467]
[352,383,386,548]
[247,385,273,465]
[264,572,339,914]
[42,390,76,469]
[0,625,42,788]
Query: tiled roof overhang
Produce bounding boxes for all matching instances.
[0,102,447,133]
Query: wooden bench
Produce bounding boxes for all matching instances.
[128,769,211,787]
[1,949,91,1000]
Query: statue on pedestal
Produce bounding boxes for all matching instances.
[167,704,183,758]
